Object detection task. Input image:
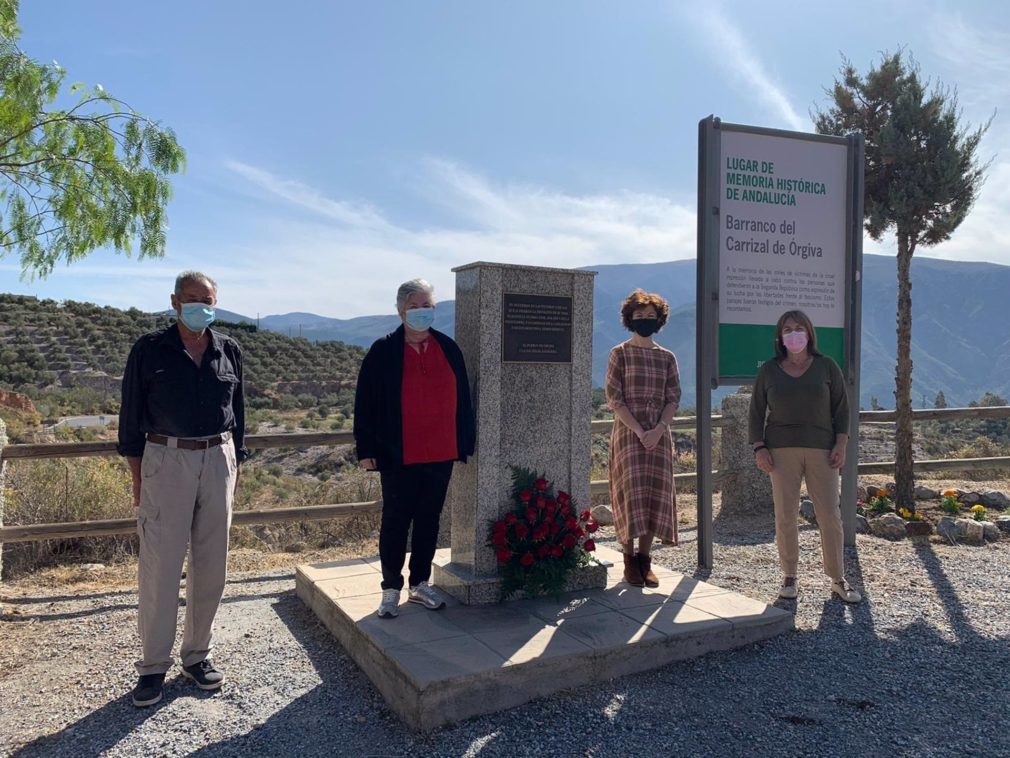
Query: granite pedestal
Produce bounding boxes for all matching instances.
[432,262,603,603]
[297,546,794,731]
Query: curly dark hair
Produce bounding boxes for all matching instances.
[620,289,669,332]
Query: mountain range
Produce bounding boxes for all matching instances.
[216,254,1010,409]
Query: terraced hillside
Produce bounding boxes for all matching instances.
[0,294,365,420]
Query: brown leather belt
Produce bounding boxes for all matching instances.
[146,433,226,450]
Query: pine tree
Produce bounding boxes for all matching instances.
[815,51,991,511]
[933,391,947,409]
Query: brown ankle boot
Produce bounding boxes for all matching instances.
[623,553,645,586]
[639,554,659,588]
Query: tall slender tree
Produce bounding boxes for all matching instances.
[0,0,184,278]
[814,51,991,511]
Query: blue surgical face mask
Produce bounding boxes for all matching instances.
[179,302,216,332]
[404,307,435,331]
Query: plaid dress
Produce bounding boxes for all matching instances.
[605,341,681,544]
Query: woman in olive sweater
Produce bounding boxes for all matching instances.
[748,310,861,603]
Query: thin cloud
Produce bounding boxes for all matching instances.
[684,7,807,131]
[929,12,1010,104]
[226,160,391,231]
[195,158,698,317]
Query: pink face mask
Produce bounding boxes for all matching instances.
[782,330,808,353]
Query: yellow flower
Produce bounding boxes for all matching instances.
[971,504,986,513]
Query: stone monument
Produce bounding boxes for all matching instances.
[718,389,773,517]
[432,262,606,603]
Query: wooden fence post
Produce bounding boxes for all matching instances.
[0,417,7,582]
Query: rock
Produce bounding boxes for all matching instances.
[954,518,985,546]
[869,513,907,541]
[866,485,880,499]
[995,516,1010,534]
[905,521,933,537]
[937,516,958,543]
[0,389,37,414]
[855,515,870,535]
[983,522,1001,542]
[856,484,868,501]
[799,498,817,524]
[979,491,1010,510]
[79,563,106,571]
[914,486,939,501]
[958,491,981,505]
[284,541,308,553]
[591,504,614,526]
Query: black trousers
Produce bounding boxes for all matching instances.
[378,461,454,590]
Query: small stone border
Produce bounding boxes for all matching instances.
[799,484,1010,546]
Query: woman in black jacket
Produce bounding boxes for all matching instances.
[354,278,475,619]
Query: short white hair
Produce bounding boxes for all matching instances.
[175,270,218,296]
[396,279,435,311]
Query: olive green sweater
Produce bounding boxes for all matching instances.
[748,355,849,450]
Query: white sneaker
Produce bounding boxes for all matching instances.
[831,579,862,604]
[377,588,401,618]
[778,576,798,599]
[407,581,446,610]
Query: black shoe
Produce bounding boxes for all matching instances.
[181,659,225,691]
[132,673,166,707]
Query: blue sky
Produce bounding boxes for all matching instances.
[3,0,1008,318]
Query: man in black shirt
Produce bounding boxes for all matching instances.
[118,271,247,707]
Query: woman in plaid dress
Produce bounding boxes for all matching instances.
[605,289,681,588]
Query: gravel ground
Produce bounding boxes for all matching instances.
[2,514,1009,758]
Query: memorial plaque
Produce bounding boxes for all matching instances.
[502,293,572,363]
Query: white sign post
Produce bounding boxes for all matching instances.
[718,130,849,378]
[696,117,864,569]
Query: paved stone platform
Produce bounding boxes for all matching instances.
[295,547,794,731]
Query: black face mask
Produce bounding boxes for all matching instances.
[632,318,659,337]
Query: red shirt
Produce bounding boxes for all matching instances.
[401,338,458,465]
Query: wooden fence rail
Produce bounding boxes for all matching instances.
[1,406,1008,544]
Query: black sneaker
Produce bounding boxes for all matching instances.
[132,673,166,707]
[181,659,225,691]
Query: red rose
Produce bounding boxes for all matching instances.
[557,491,571,505]
[491,531,507,546]
[536,496,546,510]
[520,552,535,567]
[560,504,572,517]
[493,520,507,533]
[537,544,550,558]
[514,522,530,540]
[496,547,512,563]
[586,520,599,533]
[519,489,533,503]
[550,545,564,558]
[534,478,549,492]
[525,507,538,524]
[549,521,561,536]
[583,539,596,552]
[565,516,579,530]
[580,510,591,522]
[562,534,577,549]
[545,501,557,516]
[533,525,549,542]
[505,512,518,525]
[575,527,585,538]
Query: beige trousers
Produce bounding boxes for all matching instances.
[136,436,236,676]
[768,447,844,581]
